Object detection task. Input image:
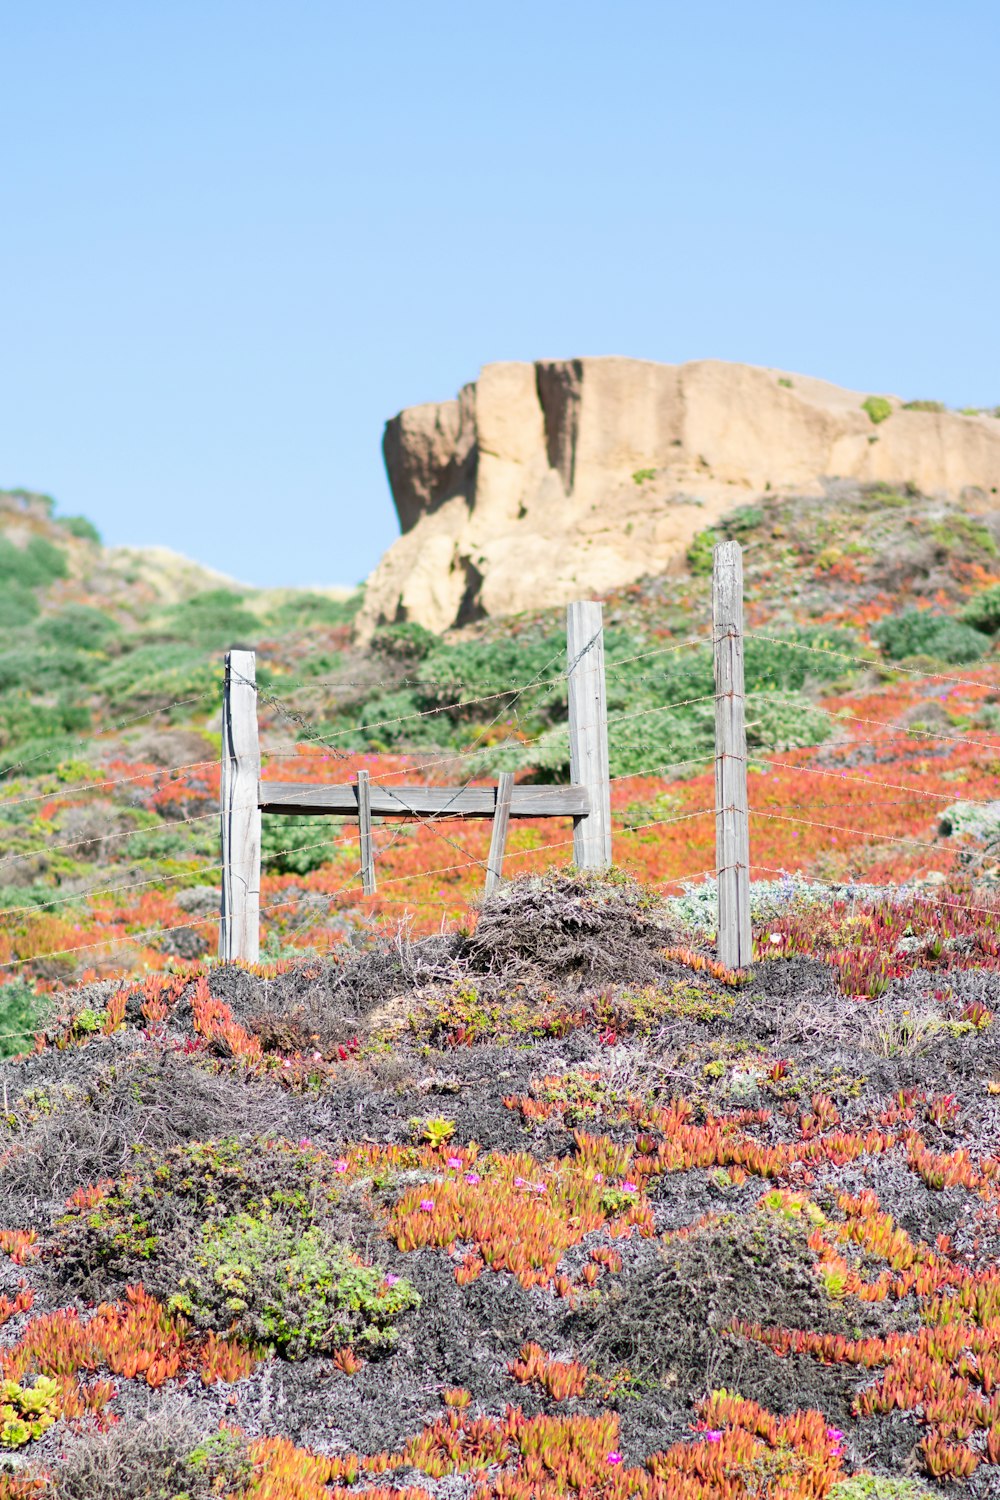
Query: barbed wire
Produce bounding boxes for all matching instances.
[745,861,1000,922]
[0,825,366,923]
[750,755,999,809]
[750,694,1000,753]
[0,792,716,978]
[0,759,219,814]
[0,805,227,868]
[745,632,1000,692]
[0,690,217,784]
[749,808,956,856]
[260,633,711,701]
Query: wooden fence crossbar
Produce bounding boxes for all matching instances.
[219,600,612,963]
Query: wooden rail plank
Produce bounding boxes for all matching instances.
[484,772,514,897]
[713,540,752,970]
[257,782,590,819]
[220,650,261,963]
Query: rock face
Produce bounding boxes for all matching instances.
[360,358,1000,635]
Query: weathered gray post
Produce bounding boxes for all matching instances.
[566,600,612,870]
[357,768,376,895]
[485,772,515,896]
[713,541,752,968]
[220,649,261,963]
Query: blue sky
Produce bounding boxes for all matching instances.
[2,2,997,588]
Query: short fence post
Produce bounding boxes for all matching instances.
[485,772,514,897]
[357,768,376,895]
[713,541,752,968]
[220,649,261,963]
[566,600,612,870]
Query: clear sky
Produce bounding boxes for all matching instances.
[2,2,997,589]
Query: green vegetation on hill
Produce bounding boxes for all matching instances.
[0,478,994,983]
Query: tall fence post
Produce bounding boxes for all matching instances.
[220,649,261,963]
[566,600,612,870]
[713,541,752,969]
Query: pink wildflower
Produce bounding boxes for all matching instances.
[621,1180,638,1193]
[465,1172,481,1185]
[420,1199,435,1212]
[385,1274,400,1287]
[333,1158,348,1173]
[704,1431,722,1443]
[606,1452,623,1465]
[446,1156,463,1169]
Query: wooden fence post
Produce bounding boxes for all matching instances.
[485,772,514,896]
[357,768,376,895]
[566,600,612,870]
[220,649,261,963]
[713,541,752,969]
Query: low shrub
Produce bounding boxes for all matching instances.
[418,633,568,708]
[174,1213,419,1358]
[0,645,101,695]
[342,688,445,750]
[54,1137,419,1357]
[929,513,997,560]
[36,606,119,651]
[960,582,1000,635]
[372,620,439,662]
[902,400,946,414]
[0,536,67,589]
[261,813,342,875]
[161,590,260,650]
[55,514,102,544]
[686,529,719,576]
[0,981,47,1060]
[829,1478,933,1499]
[721,504,765,536]
[0,734,81,778]
[745,691,831,752]
[0,696,90,752]
[96,645,220,713]
[873,609,987,665]
[0,584,39,629]
[265,590,362,631]
[862,396,893,425]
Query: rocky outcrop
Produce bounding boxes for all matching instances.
[361,358,1000,635]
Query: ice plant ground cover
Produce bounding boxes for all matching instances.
[0,482,999,1493]
[0,869,999,1496]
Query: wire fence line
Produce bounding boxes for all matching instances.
[746,861,1000,922]
[745,631,1000,692]
[264,632,712,701]
[2,554,999,986]
[9,805,711,973]
[749,756,999,809]
[0,689,220,784]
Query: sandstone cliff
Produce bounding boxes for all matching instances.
[361,358,1000,635]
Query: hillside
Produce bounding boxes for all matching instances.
[0,478,1000,1494]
